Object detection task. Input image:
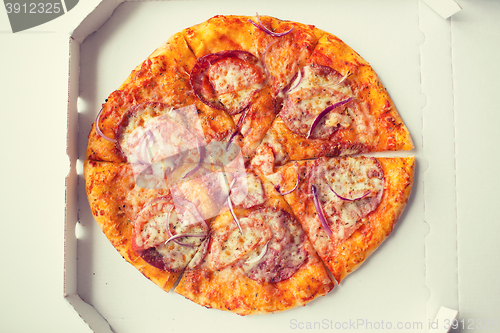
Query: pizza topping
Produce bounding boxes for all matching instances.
[136,129,156,164]
[229,171,266,209]
[210,217,272,270]
[116,103,204,184]
[165,232,207,248]
[274,163,299,195]
[248,13,294,37]
[283,68,303,95]
[139,247,169,271]
[132,198,173,250]
[225,106,248,151]
[227,187,243,235]
[281,85,355,140]
[328,185,372,202]
[287,64,350,94]
[241,208,307,283]
[186,235,211,269]
[132,197,209,272]
[207,57,262,94]
[251,143,276,175]
[333,70,351,86]
[244,241,269,264]
[310,157,384,241]
[307,97,354,138]
[190,50,265,114]
[95,107,116,143]
[311,184,334,238]
[280,64,357,139]
[209,207,306,283]
[171,194,208,228]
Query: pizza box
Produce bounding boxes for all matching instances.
[66,0,500,331]
[2,0,499,332]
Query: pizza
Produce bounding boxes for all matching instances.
[84,14,414,315]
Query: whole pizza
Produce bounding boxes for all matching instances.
[84,14,414,315]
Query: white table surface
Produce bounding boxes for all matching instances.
[1,1,499,332]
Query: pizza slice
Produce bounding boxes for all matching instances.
[259,32,414,166]
[174,168,334,315]
[255,155,414,283]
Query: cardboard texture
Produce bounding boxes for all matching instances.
[55,0,499,332]
[419,1,459,322]
[452,0,500,324]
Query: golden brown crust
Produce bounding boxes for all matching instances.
[176,253,333,315]
[174,174,334,315]
[84,14,415,315]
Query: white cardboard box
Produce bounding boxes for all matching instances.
[1,0,500,332]
[67,0,500,331]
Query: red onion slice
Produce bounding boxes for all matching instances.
[275,163,299,195]
[307,97,354,139]
[226,131,240,151]
[244,241,269,264]
[164,205,189,248]
[164,205,174,234]
[328,184,372,202]
[311,185,333,238]
[227,178,243,234]
[225,106,249,151]
[335,70,351,86]
[95,108,117,143]
[165,232,207,248]
[227,196,243,235]
[187,234,211,269]
[165,197,208,247]
[284,68,303,94]
[318,70,351,88]
[248,13,294,37]
[260,39,278,77]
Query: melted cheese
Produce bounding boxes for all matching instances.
[208,59,261,94]
[311,157,385,250]
[140,212,170,248]
[218,87,256,112]
[211,217,272,270]
[240,209,307,283]
[230,172,266,209]
[288,65,352,95]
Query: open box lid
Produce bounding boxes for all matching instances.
[62,0,500,332]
